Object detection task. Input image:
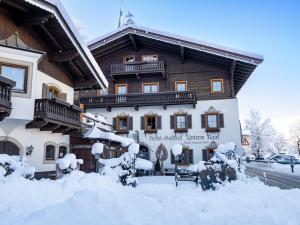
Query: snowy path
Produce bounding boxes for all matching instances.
[1,172,300,225]
[245,166,300,189]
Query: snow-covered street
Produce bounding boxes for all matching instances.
[1,173,300,225]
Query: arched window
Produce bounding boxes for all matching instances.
[58,145,68,158]
[48,86,61,99]
[45,144,56,161]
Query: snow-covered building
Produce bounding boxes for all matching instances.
[0,0,107,178]
[75,25,263,171]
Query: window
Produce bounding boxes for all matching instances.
[175,81,187,91]
[207,114,218,129]
[176,115,187,130]
[115,84,127,94]
[144,115,157,132]
[210,79,224,93]
[48,86,61,99]
[142,55,158,62]
[45,144,55,161]
[142,82,159,93]
[0,63,27,93]
[58,146,67,158]
[171,148,193,165]
[117,116,129,131]
[123,55,135,63]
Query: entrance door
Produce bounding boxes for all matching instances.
[72,148,96,173]
[0,141,20,156]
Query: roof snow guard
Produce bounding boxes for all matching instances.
[89,25,264,94]
[0,0,108,90]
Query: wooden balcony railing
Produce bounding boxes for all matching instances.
[26,98,83,134]
[111,61,165,75]
[80,91,197,111]
[0,76,16,121]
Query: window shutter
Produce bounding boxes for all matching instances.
[171,152,175,164]
[113,117,117,130]
[157,116,162,129]
[201,114,206,129]
[187,115,192,129]
[188,149,194,164]
[42,83,49,99]
[129,117,133,130]
[219,113,224,128]
[60,93,67,101]
[170,115,174,129]
[140,116,144,130]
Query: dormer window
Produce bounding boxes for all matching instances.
[210,79,224,93]
[142,55,158,62]
[123,55,135,63]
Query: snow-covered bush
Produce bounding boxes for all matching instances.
[188,142,244,190]
[56,154,83,177]
[0,154,35,180]
[99,152,138,187]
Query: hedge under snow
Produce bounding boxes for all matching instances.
[56,154,83,170]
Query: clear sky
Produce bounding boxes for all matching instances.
[61,0,300,137]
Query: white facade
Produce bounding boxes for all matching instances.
[87,98,243,168]
[0,46,74,172]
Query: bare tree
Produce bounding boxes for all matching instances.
[289,120,300,155]
[245,110,276,158]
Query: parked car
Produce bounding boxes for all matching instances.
[270,154,300,164]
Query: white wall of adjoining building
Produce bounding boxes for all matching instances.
[0,46,73,172]
[0,46,74,121]
[87,98,242,168]
[0,119,69,172]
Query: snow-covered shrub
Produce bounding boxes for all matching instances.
[188,142,243,190]
[56,154,83,177]
[99,152,138,187]
[0,154,35,180]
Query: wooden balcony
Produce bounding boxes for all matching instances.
[0,76,16,121]
[26,98,83,134]
[111,61,165,79]
[80,91,197,111]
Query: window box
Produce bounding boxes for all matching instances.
[141,115,161,133]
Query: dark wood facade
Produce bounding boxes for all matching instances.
[0,1,106,90]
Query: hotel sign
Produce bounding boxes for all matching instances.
[148,133,219,145]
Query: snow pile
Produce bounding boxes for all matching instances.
[135,158,153,170]
[1,174,300,225]
[91,142,104,155]
[211,142,239,170]
[171,144,182,156]
[128,143,140,155]
[0,154,35,179]
[188,161,206,172]
[84,125,134,147]
[56,154,83,170]
[83,112,111,131]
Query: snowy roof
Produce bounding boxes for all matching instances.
[19,0,108,89]
[89,24,263,65]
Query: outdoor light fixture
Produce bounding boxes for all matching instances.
[26,145,34,156]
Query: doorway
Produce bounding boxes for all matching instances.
[0,141,20,156]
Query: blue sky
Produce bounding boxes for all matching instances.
[61,0,300,136]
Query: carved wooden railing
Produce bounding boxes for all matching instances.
[0,76,16,121]
[111,61,165,75]
[80,91,197,109]
[33,98,83,127]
